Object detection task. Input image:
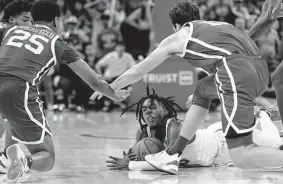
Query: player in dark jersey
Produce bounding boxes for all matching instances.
[0,0,33,28]
[90,0,283,175]
[0,0,129,182]
[0,0,33,175]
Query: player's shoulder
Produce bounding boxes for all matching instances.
[167,118,183,130]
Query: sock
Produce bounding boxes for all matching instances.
[253,111,283,149]
[26,156,33,169]
[166,136,189,156]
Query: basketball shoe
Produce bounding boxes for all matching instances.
[0,152,8,174]
[145,150,181,175]
[254,106,281,122]
[6,144,31,183]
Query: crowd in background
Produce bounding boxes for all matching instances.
[0,0,281,112]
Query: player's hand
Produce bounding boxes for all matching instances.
[106,150,137,170]
[113,89,130,102]
[89,91,103,100]
[186,95,193,109]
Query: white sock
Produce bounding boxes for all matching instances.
[253,111,283,149]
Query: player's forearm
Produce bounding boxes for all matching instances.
[110,67,143,91]
[69,60,116,100]
[248,12,276,41]
[248,0,281,41]
[128,161,156,171]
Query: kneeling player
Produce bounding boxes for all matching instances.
[106,87,283,170]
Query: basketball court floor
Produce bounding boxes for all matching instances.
[0,110,283,184]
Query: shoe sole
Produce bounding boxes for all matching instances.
[145,156,177,175]
[6,145,23,182]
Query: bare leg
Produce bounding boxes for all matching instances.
[228,134,283,170]
[25,135,55,172]
[43,75,54,111]
[4,123,17,151]
[271,62,283,123]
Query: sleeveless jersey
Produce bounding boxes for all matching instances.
[180,20,259,73]
[0,22,7,29]
[0,24,81,86]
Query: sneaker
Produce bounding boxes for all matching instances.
[0,152,8,174]
[6,144,30,183]
[145,150,181,175]
[254,106,281,121]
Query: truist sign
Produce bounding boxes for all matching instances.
[129,56,197,109]
[143,71,194,86]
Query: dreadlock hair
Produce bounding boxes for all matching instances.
[121,85,185,131]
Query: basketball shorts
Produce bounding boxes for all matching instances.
[0,76,52,145]
[192,55,269,139]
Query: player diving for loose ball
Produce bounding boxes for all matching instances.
[0,0,129,182]
[106,87,283,170]
[91,0,283,174]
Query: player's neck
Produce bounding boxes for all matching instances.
[34,21,56,32]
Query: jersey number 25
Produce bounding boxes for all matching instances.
[6,30,49,55]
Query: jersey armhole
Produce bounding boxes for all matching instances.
[178,22,194,58]
[1,26,17,44]
[50,35,61,65]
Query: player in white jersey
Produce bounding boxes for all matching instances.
[106,88,282,170]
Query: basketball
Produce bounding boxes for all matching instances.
[131,137,165,161]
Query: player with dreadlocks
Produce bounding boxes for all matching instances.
[122,85,183,142]
[106,86,283,170]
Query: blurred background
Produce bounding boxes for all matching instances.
[0,0,281,113]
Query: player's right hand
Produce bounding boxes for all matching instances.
[106,150,137,170]
[113,89,130,102]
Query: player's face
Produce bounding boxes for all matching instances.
[142,99,167,127]
[10,12,33,26]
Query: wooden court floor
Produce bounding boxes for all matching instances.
[0,111,283,184]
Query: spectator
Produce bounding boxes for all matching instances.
[105,0,126,29]
[206,0,235,24]
[234,17,248,34]
[96,14,120,58]
[231,0,251,20]
[95,42,136,111]
[120,0,154,60]
[84,0,109,46]
[63,16,90,54]
[256,21,280,72]
[84,44,98,69]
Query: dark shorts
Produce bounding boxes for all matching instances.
[192,55,269,138]
[0,77,51,145]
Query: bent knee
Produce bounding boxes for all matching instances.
[271,71,283,86]
[47,153,55,170]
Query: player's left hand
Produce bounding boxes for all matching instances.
[106,150,137,170]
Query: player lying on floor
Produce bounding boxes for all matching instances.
[106,87,283,170]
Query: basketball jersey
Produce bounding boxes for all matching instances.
[180,20,259,73]
[0,24,81,86]
[180,129,222,166]
[0,22,7,29]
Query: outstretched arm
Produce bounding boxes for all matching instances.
[249,0,282,41]
[110,34,181,91]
